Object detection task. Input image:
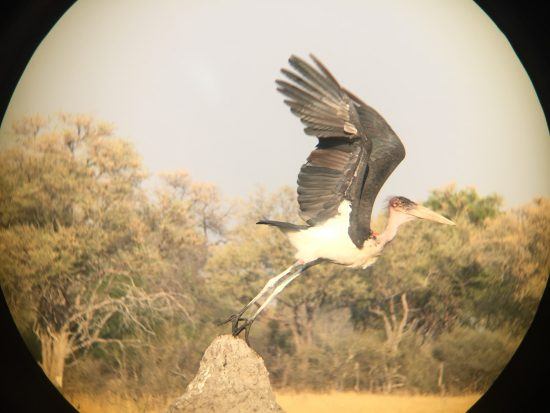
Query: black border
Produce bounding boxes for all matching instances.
[1,3,78,412]
[468,1,548,411]
[0,1,548,412]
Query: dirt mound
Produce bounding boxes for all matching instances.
[166,334,283,413]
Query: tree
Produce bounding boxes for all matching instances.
[425,183,502,226]
[432,327,519,393]
[345,187,507,391]
[152,170,208,274]
[0,115,192,388]
[189,181,229,241]
[471,197,550,333]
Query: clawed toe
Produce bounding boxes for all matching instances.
[233,318,253,344]
[218,314,246,334]
[219,312,254,344]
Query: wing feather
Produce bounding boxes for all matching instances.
[278,55,405,245]
[343,90,406,245]
[278,55,366,226]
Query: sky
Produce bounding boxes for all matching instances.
[1,0,548,214]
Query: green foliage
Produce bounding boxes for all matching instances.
[432,327,518,393]
[349,216,477,337]
[399,335,440,393]
[425,184,502,225]
[0,115,219,392]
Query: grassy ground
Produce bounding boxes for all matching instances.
[69,392,481,413]
[276,392,481,413]
[67,393,169,413]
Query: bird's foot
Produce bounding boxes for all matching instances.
[218,312,255,344]
[232,317,254,345]
[217,313,246,335]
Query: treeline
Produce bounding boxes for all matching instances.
[0,115,548,398]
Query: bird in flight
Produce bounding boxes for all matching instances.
[222,54,455,342]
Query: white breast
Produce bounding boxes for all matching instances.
[287,201,382,268]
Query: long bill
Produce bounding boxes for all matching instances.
[407,205,456,225]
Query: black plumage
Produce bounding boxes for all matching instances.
[256,220,308,232]
[277,54,406,248]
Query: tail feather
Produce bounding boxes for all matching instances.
[257,220,308,232]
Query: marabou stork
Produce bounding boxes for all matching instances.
[222,55,455,341]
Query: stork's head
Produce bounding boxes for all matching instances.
[388,196,455,226]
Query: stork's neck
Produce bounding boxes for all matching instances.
[377,209,415,246]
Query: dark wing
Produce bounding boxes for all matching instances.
[344,88,406,245]
[278,54,405,248]
[277,55,370,227]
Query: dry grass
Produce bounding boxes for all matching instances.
[275,392,481,413]
[67,393,171,413]
[68,392,481,413]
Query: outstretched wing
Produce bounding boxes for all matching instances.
[277,55,405,247]
[344,89,406,245]
[277,55,370,226]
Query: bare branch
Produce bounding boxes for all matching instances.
[397,293,409,338]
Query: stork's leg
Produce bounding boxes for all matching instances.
[218,261,302,334]
[233,259,322,343]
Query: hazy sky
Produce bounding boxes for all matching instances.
[2,0,548,213]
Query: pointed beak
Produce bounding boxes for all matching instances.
[408,205,456,226]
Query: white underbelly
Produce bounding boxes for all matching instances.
[287,201,382,268]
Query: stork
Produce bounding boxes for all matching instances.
[222,55,455,342]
